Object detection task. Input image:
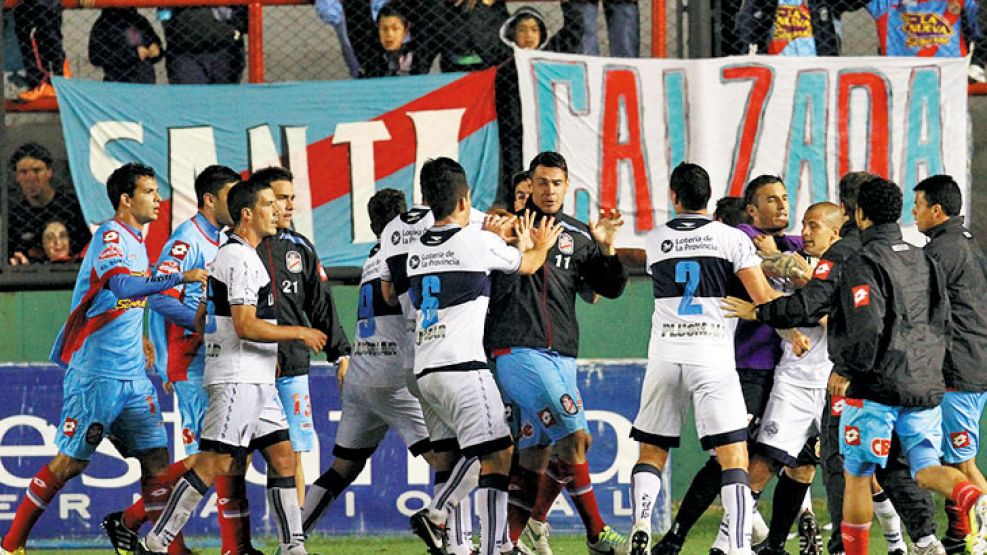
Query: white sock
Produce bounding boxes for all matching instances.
[873,491,905,549]
[916,534,937,549]
[801,487,813,513]
[476,481,510,555]
[632,463,662,528]
[268,476,305,553]
[721,470,754,555]
[712,517,731,552]
[430,457,480,524]
[446,495,474,555]
[145,473,207,551]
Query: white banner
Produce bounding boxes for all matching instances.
[516,50,969,245]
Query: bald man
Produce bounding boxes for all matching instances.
[720,202,843,555]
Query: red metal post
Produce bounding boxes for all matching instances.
[248,2,264,83]
[652,0,666,57]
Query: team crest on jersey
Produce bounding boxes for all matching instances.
[558,233,574,255]
[103,230,119,244]
[814,260,834,280]
[99,245,125,260]
[560,394,579,415]
[85,423,104,446]
[170,241,190,260]
[286,251,303,274]
[539,408,557,427]
[844,425,860,445]
[62,417,78,437]
[951,430,971,448]
[852,285,870,308]
[661,239,674,253]
[871,438,891,457]
[762,420,779,437]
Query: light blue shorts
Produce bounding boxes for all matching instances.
[276,375,315,452]
[173,378,208,455]
[941,390,987,464]
[839,399,942,477]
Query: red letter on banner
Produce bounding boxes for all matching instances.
[837,71,890,178]
[601,68,653,232]
[722,65,773,197]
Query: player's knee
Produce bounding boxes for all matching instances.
[138,448,171,477]
[637,443,668,470]
[49,453,89,481]
[714,442,749,470]
[332,457,367,482]
[785,464,816,484]
[906,440,942,481]
[266,444,297,477]
[556,430,589,462]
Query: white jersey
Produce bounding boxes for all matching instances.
[347,243,408,388]
[775,324,831,388]
[646,214,761,366]
[203,235,278,386]
[406,224,521,376]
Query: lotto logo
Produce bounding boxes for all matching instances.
[852,285,870,308]
[871,438,891,457]
[951,431,971,448]
[831,396,846,416]
[63,417,78,437]
[103,230,119,244]
[33,477,47,489]
[170,241,190,260]
[814,260,834,279]
[844,425,860,445]
[151,487,169,497]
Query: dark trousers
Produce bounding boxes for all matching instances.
[13,0,64,88]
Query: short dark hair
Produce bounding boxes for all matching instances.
[669,162,711,211]
[528,151,568,178]
[376,3,408,25]
[106,163,155,210]
[229,178,272,227]
[914,175,962,217]
[838,171,875,217]
[248,166,293,188]
[714,196,750,227]
[368,188,407,237]
[194,165,240,208]
[511,170,530,188]
[743,175,784,208]
[857,177,902,225]
[420,157,469,220]
[9,142,53,171]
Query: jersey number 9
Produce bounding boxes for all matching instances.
[357,283,376,338]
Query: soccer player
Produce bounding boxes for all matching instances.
[406,158,561,555]
[1,163,208,555]
[828,176,987,555]
[720,202,843,555]
[300,188,433,534]
[135,176,327,555]
[913,175,987,553]
[485,151,629,555]
[255,166,352,504]
[102,164,240,555]
[628,162,782,555]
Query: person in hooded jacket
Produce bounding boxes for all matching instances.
[495,3,582,207]
[89,8,163,84]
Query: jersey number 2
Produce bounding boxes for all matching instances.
[357,283,375,337]
[421,276,441,329]
[675,261,702,315]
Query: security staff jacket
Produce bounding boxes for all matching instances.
[484,205,628,358]
[830,223,948,408]
[921,216,987,392]
[258,228,351,376]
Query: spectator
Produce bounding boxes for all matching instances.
[495,4,582,204]
[362,4,433,77]
[314,0,362,77]
[734,0,844,55]
[573,0,639,57]
[512,170,531,212]
[162,7,246,83]
[12,0,69,101]
[7,143,90,265]
[40,220,79,263]
[431,0,509,73]
[89,8,163,84]
[342,0,392,74]
[714,196,751,226]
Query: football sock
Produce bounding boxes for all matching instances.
[2,465,64,551]
[429,456,480,524]
[122,498,146,530]
[872,489,905,549]
[841,521,871,555]
[560,460,606,540]
[945,499,971,538]
[721,468,753,554]
[216,474,252,554]
[767,473,810,547]
[631,463,662,527]
[302,467,351,535]
[145,471,209,552]
[507,465,541,542]
[477,474,510,555]
[268,475,305,553]
[529,458,567,522]
[953,482,984,516]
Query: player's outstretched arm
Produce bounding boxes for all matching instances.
[736,266,784,305]
[518,216,563,275]
[231,304,328,352]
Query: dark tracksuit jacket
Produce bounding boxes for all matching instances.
[258,228,351,377]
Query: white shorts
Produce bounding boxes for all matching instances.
[756,381,825,466]
[417,369,512,458]
[632,360,748,450]
[199,383,289,456]
[333,382,431,459]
